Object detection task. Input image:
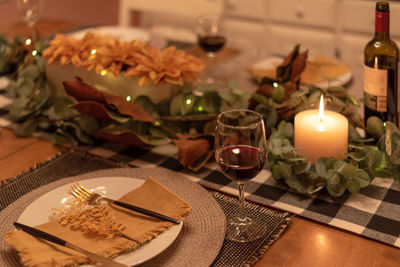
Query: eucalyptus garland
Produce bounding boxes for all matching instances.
[2,35,400,197]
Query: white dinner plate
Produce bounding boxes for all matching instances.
[252,56,352,89]
[17,177,183,266]
[70,26,150,43]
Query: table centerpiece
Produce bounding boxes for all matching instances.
[2,34,399,197]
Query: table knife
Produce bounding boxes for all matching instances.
[13,222,128,267]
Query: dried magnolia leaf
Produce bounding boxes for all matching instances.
[63,80,108,106]
[173,138,210,167]
[71,101,129,122]
[104,93,156,123]
[64,80,156,123]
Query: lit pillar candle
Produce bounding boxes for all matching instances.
[294,95,348,164]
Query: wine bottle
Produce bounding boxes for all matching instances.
[364,1,400,126]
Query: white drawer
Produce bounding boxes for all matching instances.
[268,0,335,28]
[268,25,335,57]
[341,0,400,37]
[224,0,265,20]
[224,18,267,50]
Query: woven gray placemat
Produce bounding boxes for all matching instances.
[0,150,292,266]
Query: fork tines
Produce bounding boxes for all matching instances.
[69,183,93,202]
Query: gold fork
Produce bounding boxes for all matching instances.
[69,182,180,225]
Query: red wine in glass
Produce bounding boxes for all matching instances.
[198,35,226,54]
[216,145,265,181]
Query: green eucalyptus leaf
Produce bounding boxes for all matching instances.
[315,158,327,177]
[326,175,347,197]
[277,121,293,138]
[306,91,322,107]
[63,121,93,144]
[170,94,184,116]
[385,121,399,134]
[348,123,361,141]
[389,132,400,164]
[264,106,278,130]
[134,95,156,115]
[271,164,284,180]
[16,79,35,98]
[48,97,77,120]
[202,91,220,113]
[218,90,235,102]
[342,163,357,180]
[347,177,360,193]
[285,172,308,194]
[74,115,99,134]
[149,126,168,138]
[277,161,293,181]
[327,169,341,186]
[272,85,285,103]
[52,129,77,146]
[18,64,40,80]
[252,93,269,105]
[355,169,371,188]
[14,118,37,137]
[294,162,312,175]
[366,116,384,137]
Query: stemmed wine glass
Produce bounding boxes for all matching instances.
[196,14,226,84]
[16,0,42,42]
[215,109,267,242]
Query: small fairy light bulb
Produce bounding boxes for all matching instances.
[126,96,131,101]
[273,82,279,88]
[90,49,96,55]
[186,98,192,105]
[31,50,38,56]
[100,70,107,76]
[25,38,32,46]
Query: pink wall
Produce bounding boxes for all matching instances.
[0,0,119,26]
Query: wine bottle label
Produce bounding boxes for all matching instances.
[364,64,387,112]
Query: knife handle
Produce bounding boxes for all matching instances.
[14,222,66,247]
[110,200,181,225]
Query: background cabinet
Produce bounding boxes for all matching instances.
[121,0,400,99]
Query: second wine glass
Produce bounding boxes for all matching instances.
[196,14,226,84]
[16,0,42,41]
[215,109,267,242]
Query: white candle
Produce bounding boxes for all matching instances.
[294,96,348,164]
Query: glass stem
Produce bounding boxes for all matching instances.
[237,181,246,220]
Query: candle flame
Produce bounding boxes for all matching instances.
[318,95,324,124]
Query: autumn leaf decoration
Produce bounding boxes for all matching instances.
[254,45,308,121]
[62,80,213,169]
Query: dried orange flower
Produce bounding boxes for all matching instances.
[43,33,204,86]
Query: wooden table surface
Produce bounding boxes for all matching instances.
[0,20,399,267]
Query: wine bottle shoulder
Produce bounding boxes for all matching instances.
[365,38,399,60]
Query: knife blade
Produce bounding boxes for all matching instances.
[13,222,128,267]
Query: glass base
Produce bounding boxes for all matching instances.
[225,215,267,242]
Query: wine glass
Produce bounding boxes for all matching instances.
[16,0,42,42]
[196,14,226,84]
[215,109,267,242]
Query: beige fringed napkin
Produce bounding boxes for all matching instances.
[4,176,192,267]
